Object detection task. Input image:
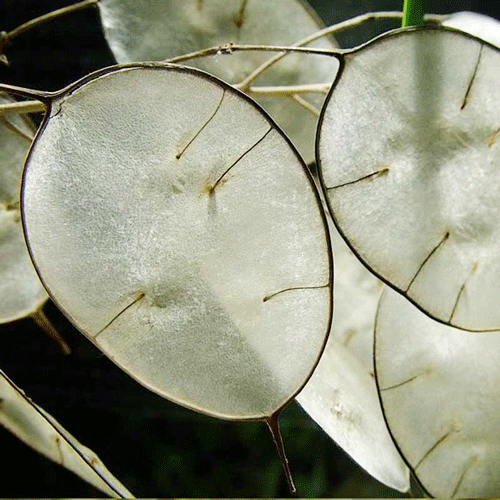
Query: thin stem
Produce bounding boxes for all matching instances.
[290,94,320,116]
[237,12,398,91]
[0,115,34,141]
[243,83,325,117]
[166,43,342,66]
[0,59,323,121]
[30,309,71,355]
[0,82,54,102]
[266,414,296,495]
[402,0,428,27]
[235,11,446,91]
[5,0,99,42]
[0,99,46,117]
[246,83,331,97]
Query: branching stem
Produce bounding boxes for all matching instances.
[247,83,330,97]
[0,84,328,118]
[0,115,34,141]
[3,0,99,44]
[166,43,343,66]
[245,83,327,117]
[290,94,320,116]
[235,11,446,91]
[0,100,46,117]
[0,10,447,118]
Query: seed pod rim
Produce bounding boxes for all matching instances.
[19,61,334,422]
[316,24,500,333]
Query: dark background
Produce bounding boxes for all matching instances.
[1,0,499,497]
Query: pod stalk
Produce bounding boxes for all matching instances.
[266,413,296,495]
[31,309,71,355]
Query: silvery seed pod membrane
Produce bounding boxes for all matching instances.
[443,12,500,48]
[375,288,500,497]
[18,64,332,422]
[97,0,339,162]
[317,26,500,332]
[0,93,47,323]
[297,219,409,492]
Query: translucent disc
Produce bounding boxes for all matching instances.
[297,218,409,492]
[297,341,409,492]
[375,288,500,497]
[22,64,332,420]
[0,93,47,323]
[443,12,500,48]
[318,27,500,331]
[97,0,339,161]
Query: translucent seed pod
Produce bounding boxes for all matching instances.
[18,63,332,423]
[318,27,500,331]
[375,288,500,497]
[97,0,339,161]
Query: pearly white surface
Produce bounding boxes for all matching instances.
[327,220,383,372]
[443,11,500,48]
[375,288,500,497]
[0,94,47,323]
[22,65,331,420]
[297,339,409,492]
[0,369,132,497]
[0,96,32,202]
[318,27,500,331]
[98,0,339,161]
[298,213,409,492]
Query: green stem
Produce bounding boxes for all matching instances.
[402,0,427,27]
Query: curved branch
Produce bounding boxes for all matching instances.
[235,11,447,91]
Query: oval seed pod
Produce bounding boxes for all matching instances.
[97,0,339,162]
[317,26,500,331]
[0,94,69,353]
[375,288,500,497]
[19,63,332,422]
[0,93,47,323]
[297,218,409,493]
[0,369,132,497]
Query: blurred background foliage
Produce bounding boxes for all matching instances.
[0,0,499,497]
